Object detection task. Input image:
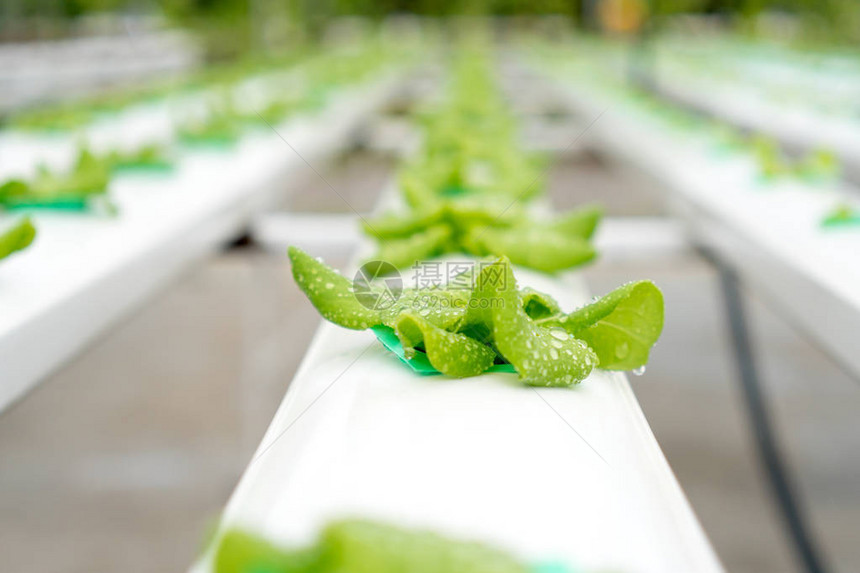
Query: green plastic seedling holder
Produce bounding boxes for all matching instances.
[3,197,90,211]
[821,213,860,228]
[111,161,175,176]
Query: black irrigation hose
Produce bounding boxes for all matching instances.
[716,260,831,573]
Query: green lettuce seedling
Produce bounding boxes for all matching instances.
[363,200,601,273]
[751,137,841,183]
[795,148,840,182]
[214,519,529,573]
[289,247,663,387]
[395,55,546,208]
[363,52,598,272]
[0,217,37,261]
[752,136,788,180]
[0,149,111,210]
[108,144,175,173]
[821,203,860,227]
[178,109,243,148]
[9,105,96,132]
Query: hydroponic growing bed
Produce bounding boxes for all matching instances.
[0,42,410,412]
[195,47,723,573]
[527,44,860,379]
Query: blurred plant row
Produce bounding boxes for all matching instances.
[529,38,860,229]
[0,36,412,263]
[363,46,602,273]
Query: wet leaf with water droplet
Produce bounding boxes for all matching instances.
[543,281,664,371]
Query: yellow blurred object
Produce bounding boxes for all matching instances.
[598,0,648,33]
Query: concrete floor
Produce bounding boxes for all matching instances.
[0,152,858,573]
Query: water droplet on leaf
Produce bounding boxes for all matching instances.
[549,328,569,341]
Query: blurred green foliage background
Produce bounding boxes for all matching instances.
[2,0,858,59]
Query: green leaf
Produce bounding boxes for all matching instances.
[545,281,664,370]
[288,246,381,330]
[291,246,470,333]
[467,227,596,274]
[547,205,603,240]
[444,195,522,227]
[319,519,529,573]
[520,287,561,320]
[372,225,452,270]
[752,136,787,179]
[214,529,320,573]
[0,179,30,201]
[178,104,242,147]
[362,207,444,240]
[10,105,95,132]
[399,166,441,210]
[462,259,598,387]
[380,286,469,332]
[108,144,174,173]
[395,312,496,377]
[0,217,37,261]
[796,148,840,181]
